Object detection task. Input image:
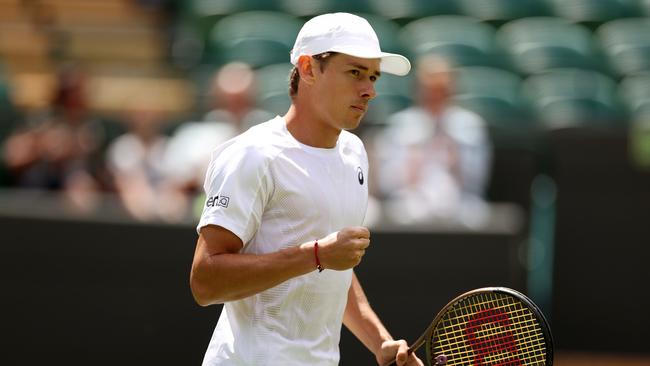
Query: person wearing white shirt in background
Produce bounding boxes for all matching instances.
[107,98,183,222]
[373,55,493,228]
[190,12,423,366]
[163,62,274,221]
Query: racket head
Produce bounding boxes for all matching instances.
[424,287,553,366]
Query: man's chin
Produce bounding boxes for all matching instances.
[342,116,364,131]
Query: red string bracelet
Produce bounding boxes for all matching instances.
[314,240,324,272]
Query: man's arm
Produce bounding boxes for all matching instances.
[190,225,370,306]
[343,273,423,366]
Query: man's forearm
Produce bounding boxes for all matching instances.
[191,239,315,305]
[191,225,370,306]
[343,273,393,359]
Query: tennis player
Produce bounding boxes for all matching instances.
[190,13,422,366]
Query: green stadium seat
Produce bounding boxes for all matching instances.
[169,23,208,70]
[180,0,282,49]
[452,66,530,131]
[543,0,640,28]
[255,63,294,117]
[618,72,650,121]
[278,0,371,18]
[214,39,291,68]
[521,68,626,129]
[640,0,650,16]
[496,17,604,75]
[456,0,550,25]
[366,0,458,23]
[596,18,650,77]
[399,16,502,68]
[186,0,279,18]
[206,11,303,68]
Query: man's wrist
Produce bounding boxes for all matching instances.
[298,241,321,273]
[314,240,324,272]
[374,337,394,362]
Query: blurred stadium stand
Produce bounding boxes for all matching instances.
[254,62,293,116]
[496,17,607,75]
[204,11,302,67]
[2,0,650,365]
[596,18,650,77]
[456,0,551,26]
[366,0,458,23]
[543,0,642,28]
[452,66,534,146]
[0,0,194,115]
[278,0,372,18]
[521,68,627,130]
[399,15,503,68]
[619,71,650,120]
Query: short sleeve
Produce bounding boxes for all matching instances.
[196,142,272,246]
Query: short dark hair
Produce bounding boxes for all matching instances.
[289,52,338,98]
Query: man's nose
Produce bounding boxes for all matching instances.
[360,81,376,100]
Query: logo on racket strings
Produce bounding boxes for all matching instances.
[464,308,521,365]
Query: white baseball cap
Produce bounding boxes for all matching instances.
[290,13,411,76]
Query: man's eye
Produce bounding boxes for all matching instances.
[350,70,360,76]
[370,75,377,82]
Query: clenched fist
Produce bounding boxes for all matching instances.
[310,227,370,271]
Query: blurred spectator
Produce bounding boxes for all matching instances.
[106,98,184,222]
[162,62,273,219]
[202,61,275,130]
[2,65,105,211]
[371,55,493,227]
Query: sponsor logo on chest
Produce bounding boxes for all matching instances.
[357,166,364,185]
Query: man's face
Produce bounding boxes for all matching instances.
[310,54,380,131]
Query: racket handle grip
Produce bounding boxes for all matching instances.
[382,348,415,366]
[384,352,447,366]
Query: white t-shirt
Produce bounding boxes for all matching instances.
[197,116,369,365]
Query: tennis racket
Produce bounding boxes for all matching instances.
[385,287,553,366]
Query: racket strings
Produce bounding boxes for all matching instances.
[435,335,546,365]
[429,292,547,366]
[433,297,546,365]
[434,311,542,345]
[441,296,546,365]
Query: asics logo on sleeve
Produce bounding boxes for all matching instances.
[357,166,364,185]
[206,195,230,208]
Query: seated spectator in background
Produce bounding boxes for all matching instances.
[372,55,493,228]
[202,61,274,130]
[107,98,184,222]
[2,65,105,211]
[162,62,273,219]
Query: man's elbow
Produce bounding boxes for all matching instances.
[190,274,217,307]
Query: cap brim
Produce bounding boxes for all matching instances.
[327,47,411,76]
[378,53,411,76]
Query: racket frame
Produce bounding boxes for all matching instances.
[387,287,554,366]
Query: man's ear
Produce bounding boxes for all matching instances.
[297,55,317,86]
